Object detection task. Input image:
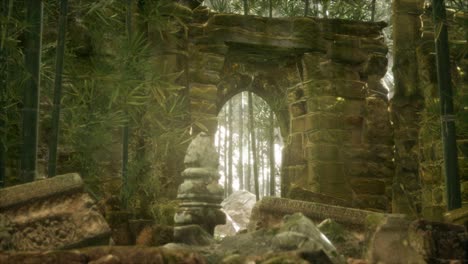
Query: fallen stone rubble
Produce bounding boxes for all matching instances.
[0,175,466,263]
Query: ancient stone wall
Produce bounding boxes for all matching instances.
[391,0,467,220]
[416,8,468,221]
[390,0,426,217]
[186,7,393,211]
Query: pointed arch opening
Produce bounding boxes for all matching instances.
[215,91,283,199]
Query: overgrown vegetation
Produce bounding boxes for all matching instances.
[206,0,392,21]
[0,0,193,223]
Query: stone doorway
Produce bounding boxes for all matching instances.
[186,11,393,211]
[216,91,283,198]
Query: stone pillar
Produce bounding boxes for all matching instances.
[390,0,425,216]
[173,132,226,245]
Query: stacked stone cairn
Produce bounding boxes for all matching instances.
[174,132,226,245]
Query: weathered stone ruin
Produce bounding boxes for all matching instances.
[186,7,393,212]
[0,173,110,251]
[248,197,466,263]
[385,1,467,223]
[173,132,226,245]
[0,1,467,262]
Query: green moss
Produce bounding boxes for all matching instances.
[149,199,179,225]
[365,213,386,230]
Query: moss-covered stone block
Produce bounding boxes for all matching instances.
[421,187,433,205]
[319,61,360,80]
[419,163,443,184]
[286,165,308,187]
[304,143,341,161]
[422,206,445,222]
[319,182,353,200]
[190,100,217,114]
[307,96,364,116]
[189,69,220,84]
[306,129,350,144]
[302,53,326,80]
[308,161,345,184]
[345,162,393,178]
[327,42,368,65]
[351,179,386,195]
[303,113,343,131]
[460,158,468,181]
[291,115,306,133]
[363,54,388,78]
[335,80,367,99]
[189,83,218,101]
[342,146,368,160]
[304,80,333,97]
[432,186,445,205]
[343,115,363,130]
[283,133,305,165]
[354,194,388,211]
[306,96,338,113]
[290,100,306,117]
[341,99,365,116]
[461,181,468,202]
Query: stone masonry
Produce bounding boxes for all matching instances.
[185,6,393,211]
[416,7,468,221]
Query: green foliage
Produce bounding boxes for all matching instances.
[148,199,179,225]
[206,0,392,21]
[56,0,192,212]
[1,1,30,186]
[2,0,194,223]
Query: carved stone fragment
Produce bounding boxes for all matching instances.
[0,173,111,251]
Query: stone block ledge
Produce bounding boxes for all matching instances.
[0,173,83,210]
[248,197,389,232]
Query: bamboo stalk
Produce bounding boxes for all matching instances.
[248,91,259,201]
[432,0,461,210]
[121,0,133,209]
[238,94,244,190]
[0,0,12,187]
[21,0,43,182]
[48,0,69,177]
[305,0,310,17]
[269,111,275,196]
[228,100,233,195]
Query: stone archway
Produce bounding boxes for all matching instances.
[186,10,393,211]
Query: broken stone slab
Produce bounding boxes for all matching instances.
[247,197,384,232]
[215,213,342,264]
[367,215,467,263]
[444,206,468,227]
[318,219,363,258]
[214,190,256,238]
[408,220,466,262]
[0,173,111,251]
[272,213,346,264]
[0,246,207,264]
[251,199,466,262]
